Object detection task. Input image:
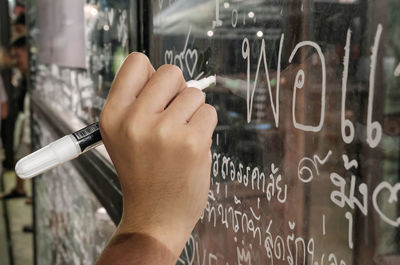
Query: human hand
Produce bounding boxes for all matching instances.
[99,53,218,258]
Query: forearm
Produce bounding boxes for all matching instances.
[95,232,178,265]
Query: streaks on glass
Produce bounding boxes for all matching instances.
[34,117,115,265]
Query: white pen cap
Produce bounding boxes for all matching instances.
[15,135,81,179]
[186,75,216,90]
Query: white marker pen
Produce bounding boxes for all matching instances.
[16,75,216,179]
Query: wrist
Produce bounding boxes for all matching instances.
[117,210,190,259]
[96,230,178,265]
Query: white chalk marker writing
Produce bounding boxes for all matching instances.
[366,24,383,148]
[242,34,284,126]
[212,0,223,28]
[341,29,355,144]
[289,41,327,132]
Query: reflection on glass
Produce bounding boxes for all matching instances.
[151,1,400,264]
[34,117,115,265]
[29,0,130,124]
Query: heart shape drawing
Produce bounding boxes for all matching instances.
[289,221,296,230]
[174,54,183,70]
[185,49,198,78]
[107,8,114,26]
[342,154,358,170]
[164,50,173,64]
[159,0,164,9]
[373,181,400,227]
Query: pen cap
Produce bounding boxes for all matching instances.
[186,75,216,90]
[15,135,81,179]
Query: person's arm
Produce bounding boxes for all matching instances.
[96,53,217,264]
[1,101,8,119]
[0,77,8,119]
[94,233,177,265]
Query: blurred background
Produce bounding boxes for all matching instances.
[0,1,399,265]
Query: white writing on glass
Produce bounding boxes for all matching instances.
[330,173,368,216]
[239,24,384,148]
[341,29,355,144]
[366,24,383,148]
[372,182,400,227]
[213,0,223,28]
[242,34,284,125]
[289,41,327,132]
[164,26,204,80]
[297,150,332,183]
[212,150,287,203]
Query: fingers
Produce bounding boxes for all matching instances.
[106,53,155,111]
[188,104,218,143]
[164,87,205,123]
[135,64,187,113]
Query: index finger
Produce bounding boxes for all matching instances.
[106,53,155,112]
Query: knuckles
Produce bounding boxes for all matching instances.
[184,87,205,102]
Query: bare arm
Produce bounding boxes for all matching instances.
[1,101,8,119]
[95,233,177,265]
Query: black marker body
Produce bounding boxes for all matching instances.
[72,122,102,152]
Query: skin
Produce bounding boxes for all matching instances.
[96,53,218,264]
[13,24,27,37]
[0,49,10,119]
[1,101,8,119]
[0,48,13,69]
[12,46,29,77]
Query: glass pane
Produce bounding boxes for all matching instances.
[33,116,116,265]
[28,0,131,124]
[150,1,400,264]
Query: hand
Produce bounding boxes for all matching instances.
[99,53,218,258]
